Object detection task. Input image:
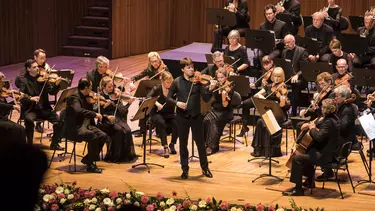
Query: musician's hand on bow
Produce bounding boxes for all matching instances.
[30,96,40,102]
[250,83,256,89]
[299,109,307,117]
[96,113,103,121]
[13,105,20,113]
[107,115,115,122]
[349,53,356,59]
[209,80,217,91]
[308,55,319,62]
[176,101,187,110]
[156,102,164,111]
[291,74,299,84]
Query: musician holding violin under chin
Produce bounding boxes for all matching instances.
[97,76,137,163]
[166,57,213,180]
[282,98,340,196]
[251,67,290,157]
[16,59,63,150]
[0,72,26,144]
[86,56,112,92]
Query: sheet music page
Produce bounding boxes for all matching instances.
[358,113,375,140]
[262,109,281,135]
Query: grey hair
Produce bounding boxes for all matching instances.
[96,56,109,68]
[228,30,240,41]
[212,51,224,60]
[334,85,352,99]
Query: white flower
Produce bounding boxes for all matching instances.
[100,188,110,194]
[166,198,175,205]
[55,186,64,194]
[190,204,198,210]
[39,189,45,194]
[103,198,113,206]
[135,191,144,198]
[231,207,237,211]
[64,189,70,194]
[91,197,98,204]
[134,201,140,206]
[60,198,67,204]
[43,194,52,202]
[170,205,177,211]
[116,198,122,204]
[276,209,285,211]
[160,201,166,207]
[67,194,74,200]
[164,209,170,211]
[89,204,96,210]
[84,199,91,205]
[117,205,121,209]
[198,200,207,208]
[126,193,131,199]
[95,208,102,211]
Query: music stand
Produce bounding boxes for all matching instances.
[300,61,333,83]
[58,69,75,89]
[295,36,320,56]
[206,8,236,51]
[352,68,375,88]
[228,75,251,97]
[338,33,368,55]
[273,58,295,80]
[349,16,364,32]
[134,80,161,98]
[53,87,77,112]
[131,97,164,173]
[205,54,235,65]
[249,97,284,183]
[245,29,276,54]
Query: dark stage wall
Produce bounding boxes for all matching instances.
[1,0,374,66]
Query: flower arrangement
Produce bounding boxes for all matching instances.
[35,181,324,211]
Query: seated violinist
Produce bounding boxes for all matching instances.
[0,72,26,144]
[238,55,275,137]
[98,76,138,163]
[64,78,109,173]
[202,51,226,78]
[146,71,178,158]
[16,59,63,149]
[204,68,234,155]
[251,67,290,157]
[283,98,340,196]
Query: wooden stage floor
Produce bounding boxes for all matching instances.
[2,54,375,211]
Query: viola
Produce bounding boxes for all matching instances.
[86,92,108,106]
[270,83,290,107]
[189,71,213,85]
[223,64,235,74]
[334,73,352,88]
[0,87,23,100]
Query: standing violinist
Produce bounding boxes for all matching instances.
[204,68,234,155]
[166,57,213,179]
[16,59,63,149]
[224,30,250,76]
[146,71,178,158]
[0,72,26,144]
[238,55,275,137]
[250,67,290,157]
[282,98,340,196]
[98,76,138,163]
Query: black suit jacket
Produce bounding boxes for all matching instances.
[226,0,250,28]
[337,103,358,146]
[201,64,218,78]
[260,19,288,39]
[278,0,302,35]
[281,45,309,76]
[304,23,334,56]
[357,26,375,55]
[86,69,103,92]
[65,90,97,138]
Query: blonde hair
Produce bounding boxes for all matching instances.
[160,71,173,82]
[99,76,112,91]
[322,98,337,115]
[216,67,229,78]
[148,51,166,72]
[96,56,109,69]
[272,67,285,82]
[316,72,332,83]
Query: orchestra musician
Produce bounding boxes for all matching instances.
[251,67,290,157]
[259,4,288,59]
[238,55,275,137]
[353,13,375,68]
[276,0,302,35]
[202,51,226,78]
[204,68,234,155]
[64,77,109,173]
[16,59,63,150]
[328,39,353,73]
[146,71,178,158]
[223,30,250,75]
[281,34,309,116]
[321,0,342,34]
[0,72,26,144]
[98,76,138,163]
[211,0,250,53]
[166,58,213,179]
[283,98,340,196]
[304,12,334,62]
[86,56,112,92]
[34,49,51,73]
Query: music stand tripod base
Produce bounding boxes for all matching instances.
[354,138,375,189]
[248,156,280,167]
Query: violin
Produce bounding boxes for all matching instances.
[334,73,352,88]
[86,92,108,106]
[270,83,290,107]
[219,80,233,102]
[365,91,375,107]
[223,64,235,74]
[0,87,23,100]
[189,71,213,85]
[108,87,137,101]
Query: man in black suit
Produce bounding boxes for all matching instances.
[202,51,226,77]
[305,12,334,62]
[65,78,109,173]
[353,13,375,68]
[260,4,288,59]
[17,59,63,149]
[276,0,302,35]
[282,34,309,116]
[283,98,340,196]
[86,56,110,92]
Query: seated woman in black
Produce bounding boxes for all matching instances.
[146,71,178,158]
[99,76,137,163]
[224,29,250,76]
[251,67,290,157]
[204,68,234,155]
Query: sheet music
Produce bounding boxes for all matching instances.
[358,113,375,140]
[262,110,281,135]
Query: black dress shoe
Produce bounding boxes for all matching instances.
[81,157,90,165]
[202,169,213,178]
[181,171,189,179]
[237,127,249,137]
[50,144,64,151]
[169,143,177,154]
[251,152,261,157]
[86,164,102,173]
[282,187,304,196]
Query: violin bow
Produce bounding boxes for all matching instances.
[9,80,19,106]
[250,68,273,87]
[111,66,119,81]
[38,64,56,101]
[149,65,167,80]
[265,77,292,99]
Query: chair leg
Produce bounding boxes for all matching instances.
[335,168,344,199]
[69,142,76,164]
[233,123,236,151]
[49,148,57,168]
[82,142,88,155]
[285,127,288,155]
[346,164,355,193]
[40,121,45,143]
[74,142,77,172]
